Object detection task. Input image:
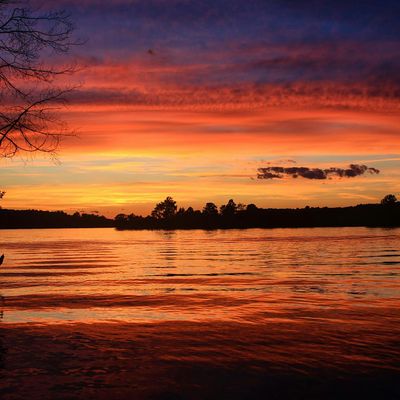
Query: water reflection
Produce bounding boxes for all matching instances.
[0,227,399,398]
[158,230,178,266]
[0,294,4,320]
[0,227,399,324]
[0,294,5,372]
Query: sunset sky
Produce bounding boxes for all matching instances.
[1,0,399,216]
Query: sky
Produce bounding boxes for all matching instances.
[1,0,400,216]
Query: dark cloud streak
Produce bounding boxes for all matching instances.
[257,164,380,180]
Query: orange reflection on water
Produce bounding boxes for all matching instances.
[0,227,399,398]
[1,227,400,325]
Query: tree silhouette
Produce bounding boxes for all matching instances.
[202,202,218,216]
[151,196,177,220]
[220,199,237,216]
[176,207,186,215]
[246,203,258,212]
[115,196,400,230]
[381,194,398,206]
[236,202,246,212]
[0,1,78,158]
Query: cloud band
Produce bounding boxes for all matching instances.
[257,164,380,180]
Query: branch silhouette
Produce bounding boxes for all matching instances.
[0,1,80,158]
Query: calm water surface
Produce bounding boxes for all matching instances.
[0,227,399,399]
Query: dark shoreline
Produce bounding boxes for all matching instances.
[1,203,400,230]
[0,208,114,230]
[115,203,400,231]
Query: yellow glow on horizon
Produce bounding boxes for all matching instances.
[2,105,399,215]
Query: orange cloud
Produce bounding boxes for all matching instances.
[59,107,400,157]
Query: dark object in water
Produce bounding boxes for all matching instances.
[0,254,4,265]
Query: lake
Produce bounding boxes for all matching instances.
[0,227,399,399]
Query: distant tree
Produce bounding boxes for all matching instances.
[176,207,186,215]
[0,1,79,158]
[202,202,218,216]
[0,190,4,199]
[151,196,177,219]
[185,206,195,215]
[237,203,246,212]
[381,194,398,206]
[246,203,258,212]
[220,199,237,216]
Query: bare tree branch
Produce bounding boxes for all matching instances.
[0,0,79,158]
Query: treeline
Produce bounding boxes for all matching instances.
[115,196,400,230]
[0,209,114,229]
[1,195,399,230]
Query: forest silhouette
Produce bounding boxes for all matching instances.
[115,196,400,230]
[0,209,113,229]
[1,195,399,230]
